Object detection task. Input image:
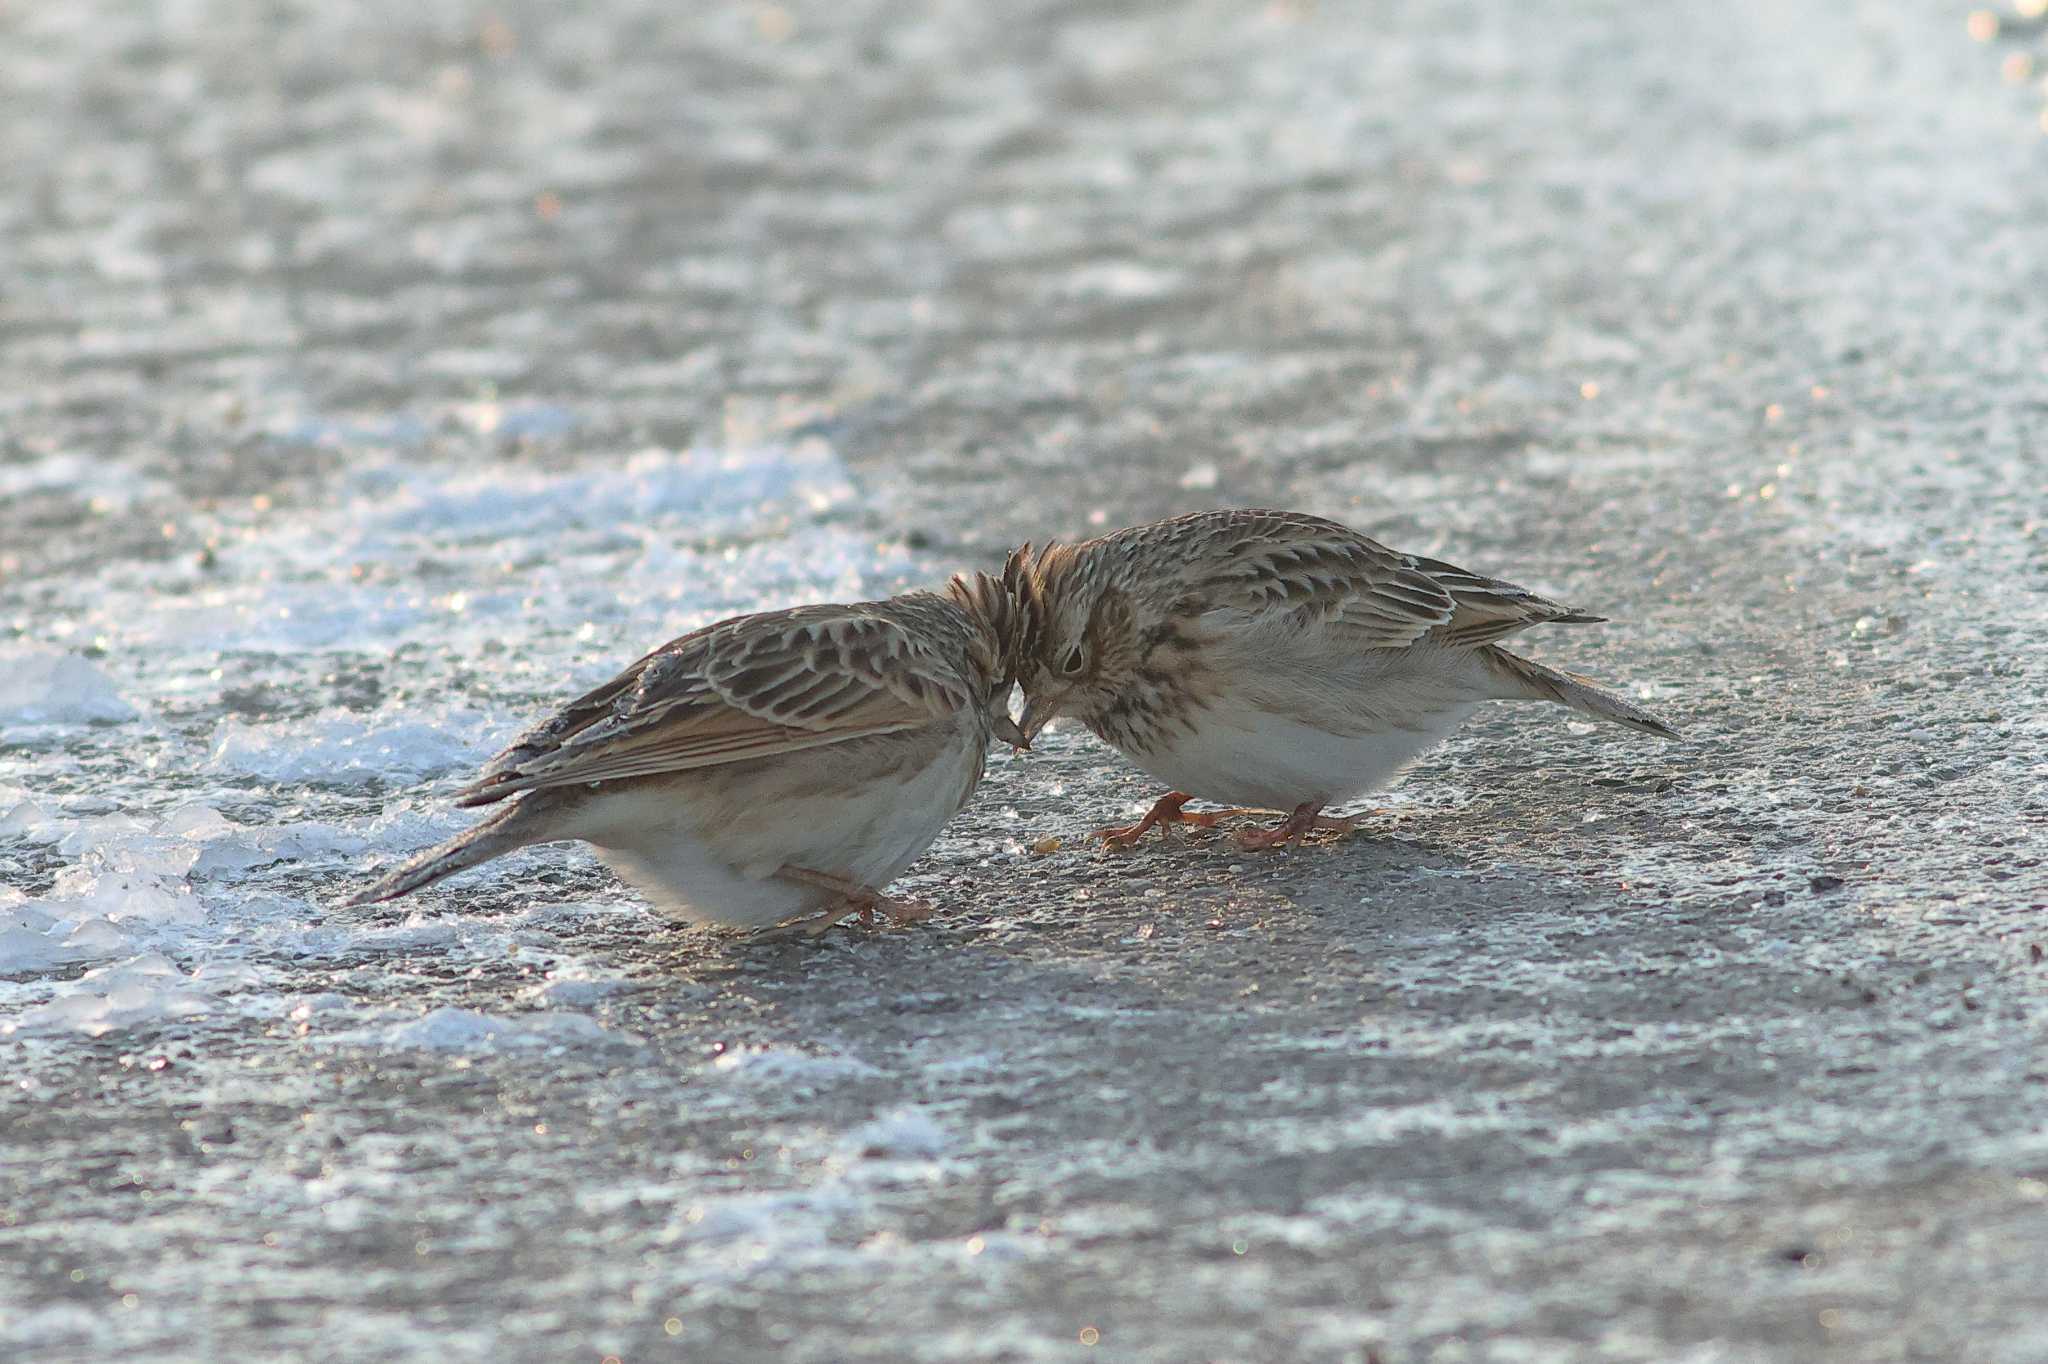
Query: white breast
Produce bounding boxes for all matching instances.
[1126,700,1474,809]
[559,719,987,929]
[1112,633,1492,810]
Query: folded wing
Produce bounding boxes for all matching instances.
[453,604,972,807]
[1172,510,1602,650]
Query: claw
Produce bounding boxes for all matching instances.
[769,865,938,936]
[1230,803,1367,851]
[1095,791,1265,849]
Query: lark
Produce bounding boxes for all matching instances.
[346,574,1023,933]
[1004,509,1678,849]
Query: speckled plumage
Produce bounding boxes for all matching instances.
[1007,509,1677,846]
[347,576,1023,930]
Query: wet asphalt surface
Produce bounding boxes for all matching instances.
[5,0,2048,1360]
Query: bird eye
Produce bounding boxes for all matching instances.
[1059,645,1085,675]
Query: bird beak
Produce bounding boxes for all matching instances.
[1016,692,1063,747]
[991,711,1030,752]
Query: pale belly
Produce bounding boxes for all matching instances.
[1118,700,1476,810]
[562,725,986,929]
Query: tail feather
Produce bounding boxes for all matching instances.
[344,797,552,906]
[1480,646,1679,740]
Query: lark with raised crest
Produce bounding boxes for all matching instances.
[347,573,1023,933]
[1004,509,1677,849]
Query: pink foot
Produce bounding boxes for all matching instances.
[1231,803,1367,851]
[1097,791,1264,849]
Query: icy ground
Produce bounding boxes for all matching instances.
[6,0,2048,1360]
[2,435,1052,1357]
[2,436,911,1016]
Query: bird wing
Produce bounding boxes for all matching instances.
[1166,510,1599,650]
[453,603,973,806]
[1402,553,1605,645]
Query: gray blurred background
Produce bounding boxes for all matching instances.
[4,1,2047,1360]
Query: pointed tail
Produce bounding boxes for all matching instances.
[344,797,553,906]
[1479,646,1680,740]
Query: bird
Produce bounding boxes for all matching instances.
[345,572,1025,934]
[1002,508,1678,849]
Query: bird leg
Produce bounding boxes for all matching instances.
[1231,802,1367,851]
[1096,791,1265,849]
[773,866,935,936]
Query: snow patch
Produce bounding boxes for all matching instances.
[360,443,853,543]
[0,650,139,729]
[837,1107,951,1160]
[326,1006,632,1053]
[524,976,641,1007]
[206,709,495,788]
[4,953,221,1036]
[0,439,920,1063]
[711,1047,882,1085]
[0,803,365,979]
[0,454,166,507]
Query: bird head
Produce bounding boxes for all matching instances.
[1013,546,1143,747]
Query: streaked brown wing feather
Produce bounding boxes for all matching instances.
[1405,553,1603,646]
[1146,510,1599,651]
[463,716,922,798]
[1170,512,1456,649]
[703,607,974,726]
[455,605,968,806]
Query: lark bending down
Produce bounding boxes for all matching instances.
[347,575,1022,934]
[1003,508,1678,849]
